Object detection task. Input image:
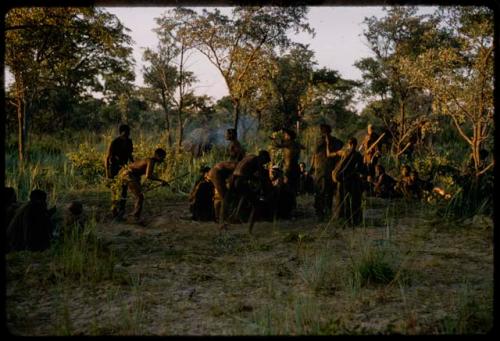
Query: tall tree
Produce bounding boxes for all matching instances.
[5,7,134,163]
[301,67,360,135]
[144,9,198,151]
[355,6,452,161]
[142,45,178,147]
[400,7,494,176]
[175,6,313,134]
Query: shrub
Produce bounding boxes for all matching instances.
[347,244,396,291]
[66,143,106,184]
[50,216,115,284]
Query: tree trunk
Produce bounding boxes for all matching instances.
[15,79,28,165]
[161,93,172,147]
[165,112,172,147]
[233,98,240,135]
[176,98,184,153]
[17,99,26,165]
[399,99,405,155]
[471,123,480,176]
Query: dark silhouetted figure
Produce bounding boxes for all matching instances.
[269,166,295,220]
[298,162,314,195]
[332,137,365,226]
[359,124,381,178]
[7,189,56,252]
[105,124,134,179]
[189,166,215,221]
[225,128,246,162]
[4,187,21,229]
[230,150,272,230]
[373,165,397,199]
[114,148,167,222]
[59,201,86,239]
[312,123,343,220]
[408,170,433,200]
[271,128,304,200]
[106,124,134,218]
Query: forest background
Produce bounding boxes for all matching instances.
[3,5,495,335]
[4,6,494,214]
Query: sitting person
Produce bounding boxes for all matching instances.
[408,170,433,200]
[395,165,413,199]
[189,166,215,221]
[57,201,86,239]
[7,189,56,252]
[298,162,314,195]
[4,187,21,229]
[373,165,397,198]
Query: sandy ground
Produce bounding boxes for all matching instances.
[5,193,493,335]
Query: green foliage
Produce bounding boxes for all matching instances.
[66,143,106,184]
[347,244,396,292]
[298,249,336,293]
[174,6,313,130]
[439,281,493,334]
[50,216,115,284]
[5,7,135,134]
[399,7,493,173]
[5,151,74,204]
[356,7,455,162]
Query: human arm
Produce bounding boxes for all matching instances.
[145,159,168,185]
[105,141,114,178]
[325,137,342,158]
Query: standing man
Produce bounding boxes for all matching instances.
[359,124,381,178]
[331,137,365,226]
[106,124,134,219]
[270,128,304,196]
[114,148,168,223]
[225,128,246,162]
[310,123,344,220]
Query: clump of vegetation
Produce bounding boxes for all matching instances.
[50,216,115,284]
[346,243,397,292]
[439,281,493,334]
[298,249,337,293]
[66,143,106,184]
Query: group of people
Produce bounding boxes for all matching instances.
[188,123,449,228]
[5,187,85,253]
[5,121,486,253]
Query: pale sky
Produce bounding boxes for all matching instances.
[106,6,386,109]
[104,6,437,111]
[5,6,438,112]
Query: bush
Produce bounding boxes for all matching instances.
[50,216,115,284]
[347,244,396,291]
[66,143,106,184]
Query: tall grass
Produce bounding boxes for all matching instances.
[246,295,325,335]
[51,214,115,284]
[298,247,337,293]
[439,280,493,334]
[345,237,397,295]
